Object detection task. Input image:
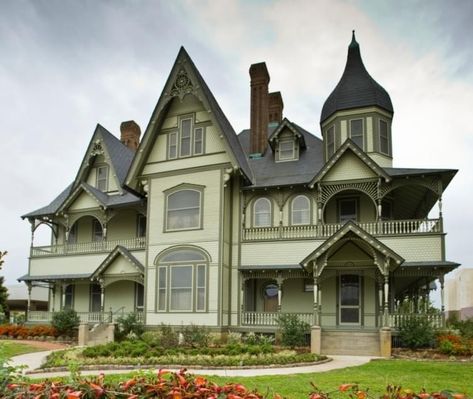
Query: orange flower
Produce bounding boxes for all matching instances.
[452,395,465,399]
[123,379,136,390]
[339,384,356,392]
[418,393,430,399]
[357,391,367,399]
[194,376,207,386]
[67,391,82,399]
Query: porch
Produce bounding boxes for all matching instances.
[27,309,144,324]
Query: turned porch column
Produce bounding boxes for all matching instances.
[26,283,32,314]
[313,275,320,326]
[60,283,66,310]
[439,274,445,327]
[383,274,389,327]
[100,279,105,313]
[276,276,283,312]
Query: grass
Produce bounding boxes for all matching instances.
[93,359,472,398]
[0,340,45,357]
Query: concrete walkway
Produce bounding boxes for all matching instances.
[11,350,376,379]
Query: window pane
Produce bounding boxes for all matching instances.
[68,224,77,244]
[254,198,271,227]
[97,166,108,191]
[137,215,146,237]
[171,288,192,310]
[292,196,310,225]
[340,275,359,306]
[379,120,389,154]
[168,132,177,159]
[168,190,200,210]
[180,119,191,156]
[171,266,192,288]
[92,220,103,242]
[194,127,203,155]
[279,141,294,160]
[341,308,359,323]
[327,126,335,157]
[168,209,199,229]
[135,283,144,308]
[64,285,74,309]
[90,284,101,312]
[350,119,363,148]
[171,265,192,310]
[161,249,206,263]
[196,264,206,311]
[167,190,201,230]
[158,267,166,311]
[340,199,357,223]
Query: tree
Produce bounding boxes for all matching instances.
[0,251,9,322]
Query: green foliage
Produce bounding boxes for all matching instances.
[450,317,473,340]
[398,316,437,349]
[0,251,9,321]
[0,343,25,392]
[51,308,80,336]
[277,313,310,348]
[180,324,210,347]
[115,313,144,341]
[157,323,179,347]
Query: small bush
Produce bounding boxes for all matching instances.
[180,324,210,348]
[115,313,144,341]
[399,316,436,349]
[277,313,310,348]
[451,317,473,340]
[157,323,179,347]
[51,309,80,336]
[141,331,162,347]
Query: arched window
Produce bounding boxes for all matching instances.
[253,198,272,227]
[291,195,310,225]
[156,247,209,312]
[166,189,201,231]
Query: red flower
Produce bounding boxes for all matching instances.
[339,384,356,392]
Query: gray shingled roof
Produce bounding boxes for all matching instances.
[22,184,73,219]
[238,121,324,188]
[321,32,393,123]
[82,183,142,208]
[18,273,91,281]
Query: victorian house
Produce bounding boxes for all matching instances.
[21,33,459,356]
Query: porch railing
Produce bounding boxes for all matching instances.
[242,218,441,241]
[386,313,443,329]
[27,310,144,324]
[241,311,314,326]
[31,237,146,257]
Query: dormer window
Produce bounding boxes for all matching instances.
[350,119,363,149]
[167,114,206,160]
[278,140,295,161]
[96,166,108,191]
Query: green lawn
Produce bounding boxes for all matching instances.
[0,340,45,358]
[207,360,472,398]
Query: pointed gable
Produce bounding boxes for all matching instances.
[310,139,390,185]
[125,47,253,191]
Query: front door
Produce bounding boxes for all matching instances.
[263,282,278,312]
[339,274,361,325]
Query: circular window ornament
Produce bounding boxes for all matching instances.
[263,283,278,299]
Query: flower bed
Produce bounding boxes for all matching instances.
[3,369,468,399]
[0,324,57,339]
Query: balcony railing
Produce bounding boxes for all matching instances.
[241,311,314,326]
[27,310,144,324]
[30,237,146,257]
[242,218,441,241]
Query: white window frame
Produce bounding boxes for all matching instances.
[167,115,206,160]
[168,131,178,159]
[326,125,335,158]
[92,219,103,242]
[169,264,194,312]
[196,264,206,312]
[291,195,311,225]
[96,165,109,191]
[157,266,167,311]
[194,127,204,155]
[379,119,390,155]
[179,117,192,157]
[349,118,364,149]
[165,188,202,232]
[278,140,295,161]
[253,197,272,227]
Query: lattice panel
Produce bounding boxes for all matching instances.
[320,181,378,204]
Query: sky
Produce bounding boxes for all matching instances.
[0,0,472,304]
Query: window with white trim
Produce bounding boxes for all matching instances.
[137,214,146,238]
[278,140,295,161]
[254,198,272,227]
[92,219,103,242]
[326,126,335,158]
[167,115,206,160]
[166,189,202,231]
[291,195,310,225]
[68,223,78,244]
[339,198,357,223]
[156,248,208,312]
[64,284,74,309]
[350,119,363,149]
[96,166,108,191]
[379,119,389,155]
[90,283,101,312]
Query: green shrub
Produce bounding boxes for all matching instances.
[157,323,179,347]
[51,309,80,336]
[141,331,162,347]
[180,324,210,347]
[399,316,436,349]
[277,313,310,348]
[114,313,144,341]
[451,317,473,340]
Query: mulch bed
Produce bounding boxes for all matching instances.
[392,348,473,362]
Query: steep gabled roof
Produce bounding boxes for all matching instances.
[321,31,393,123]
[125,47,253,190]
[22,183,73,219]
[309,139,391,186]
[267,118,307,150]
[91,245,144,280]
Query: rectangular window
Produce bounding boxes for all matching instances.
[158,267,167,311]
[96,166,108,191]
[279,140,294,160]
[64,284,74,309]
[168,132,177,159]
[326,126,335,158]
[379,120,389,155]
[170,265,193,311]
[339,274,360,324]
[194,127,203,155]
[180,118,192,157]
[68,223,78,244]
[90,284,101,312]
[196,264,206,311]
[92,219,103,242]
[339,198,357,223]
[166,189,201,231]
[350,119,363,149]
[137,214,146,237]
[135,283,144,311]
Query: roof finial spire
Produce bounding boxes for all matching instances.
[349,29,358,48]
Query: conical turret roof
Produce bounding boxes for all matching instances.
[320,31,393,123]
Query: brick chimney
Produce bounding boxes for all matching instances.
[268,91,283,123]
[120,120,141,151]
[249,62,270,156]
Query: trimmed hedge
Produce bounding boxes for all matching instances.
[0,324,57,338]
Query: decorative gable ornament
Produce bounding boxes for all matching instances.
[90,139,104,156]
[170,68,194,100]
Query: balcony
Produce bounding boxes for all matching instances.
[242,218,441,241]
[30,237,146,258]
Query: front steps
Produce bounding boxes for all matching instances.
[78,323,115,346]
[321,330,381,356]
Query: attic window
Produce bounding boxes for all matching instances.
[278,140,295,161]
[96,166,108,191]
[167,115,206,160]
